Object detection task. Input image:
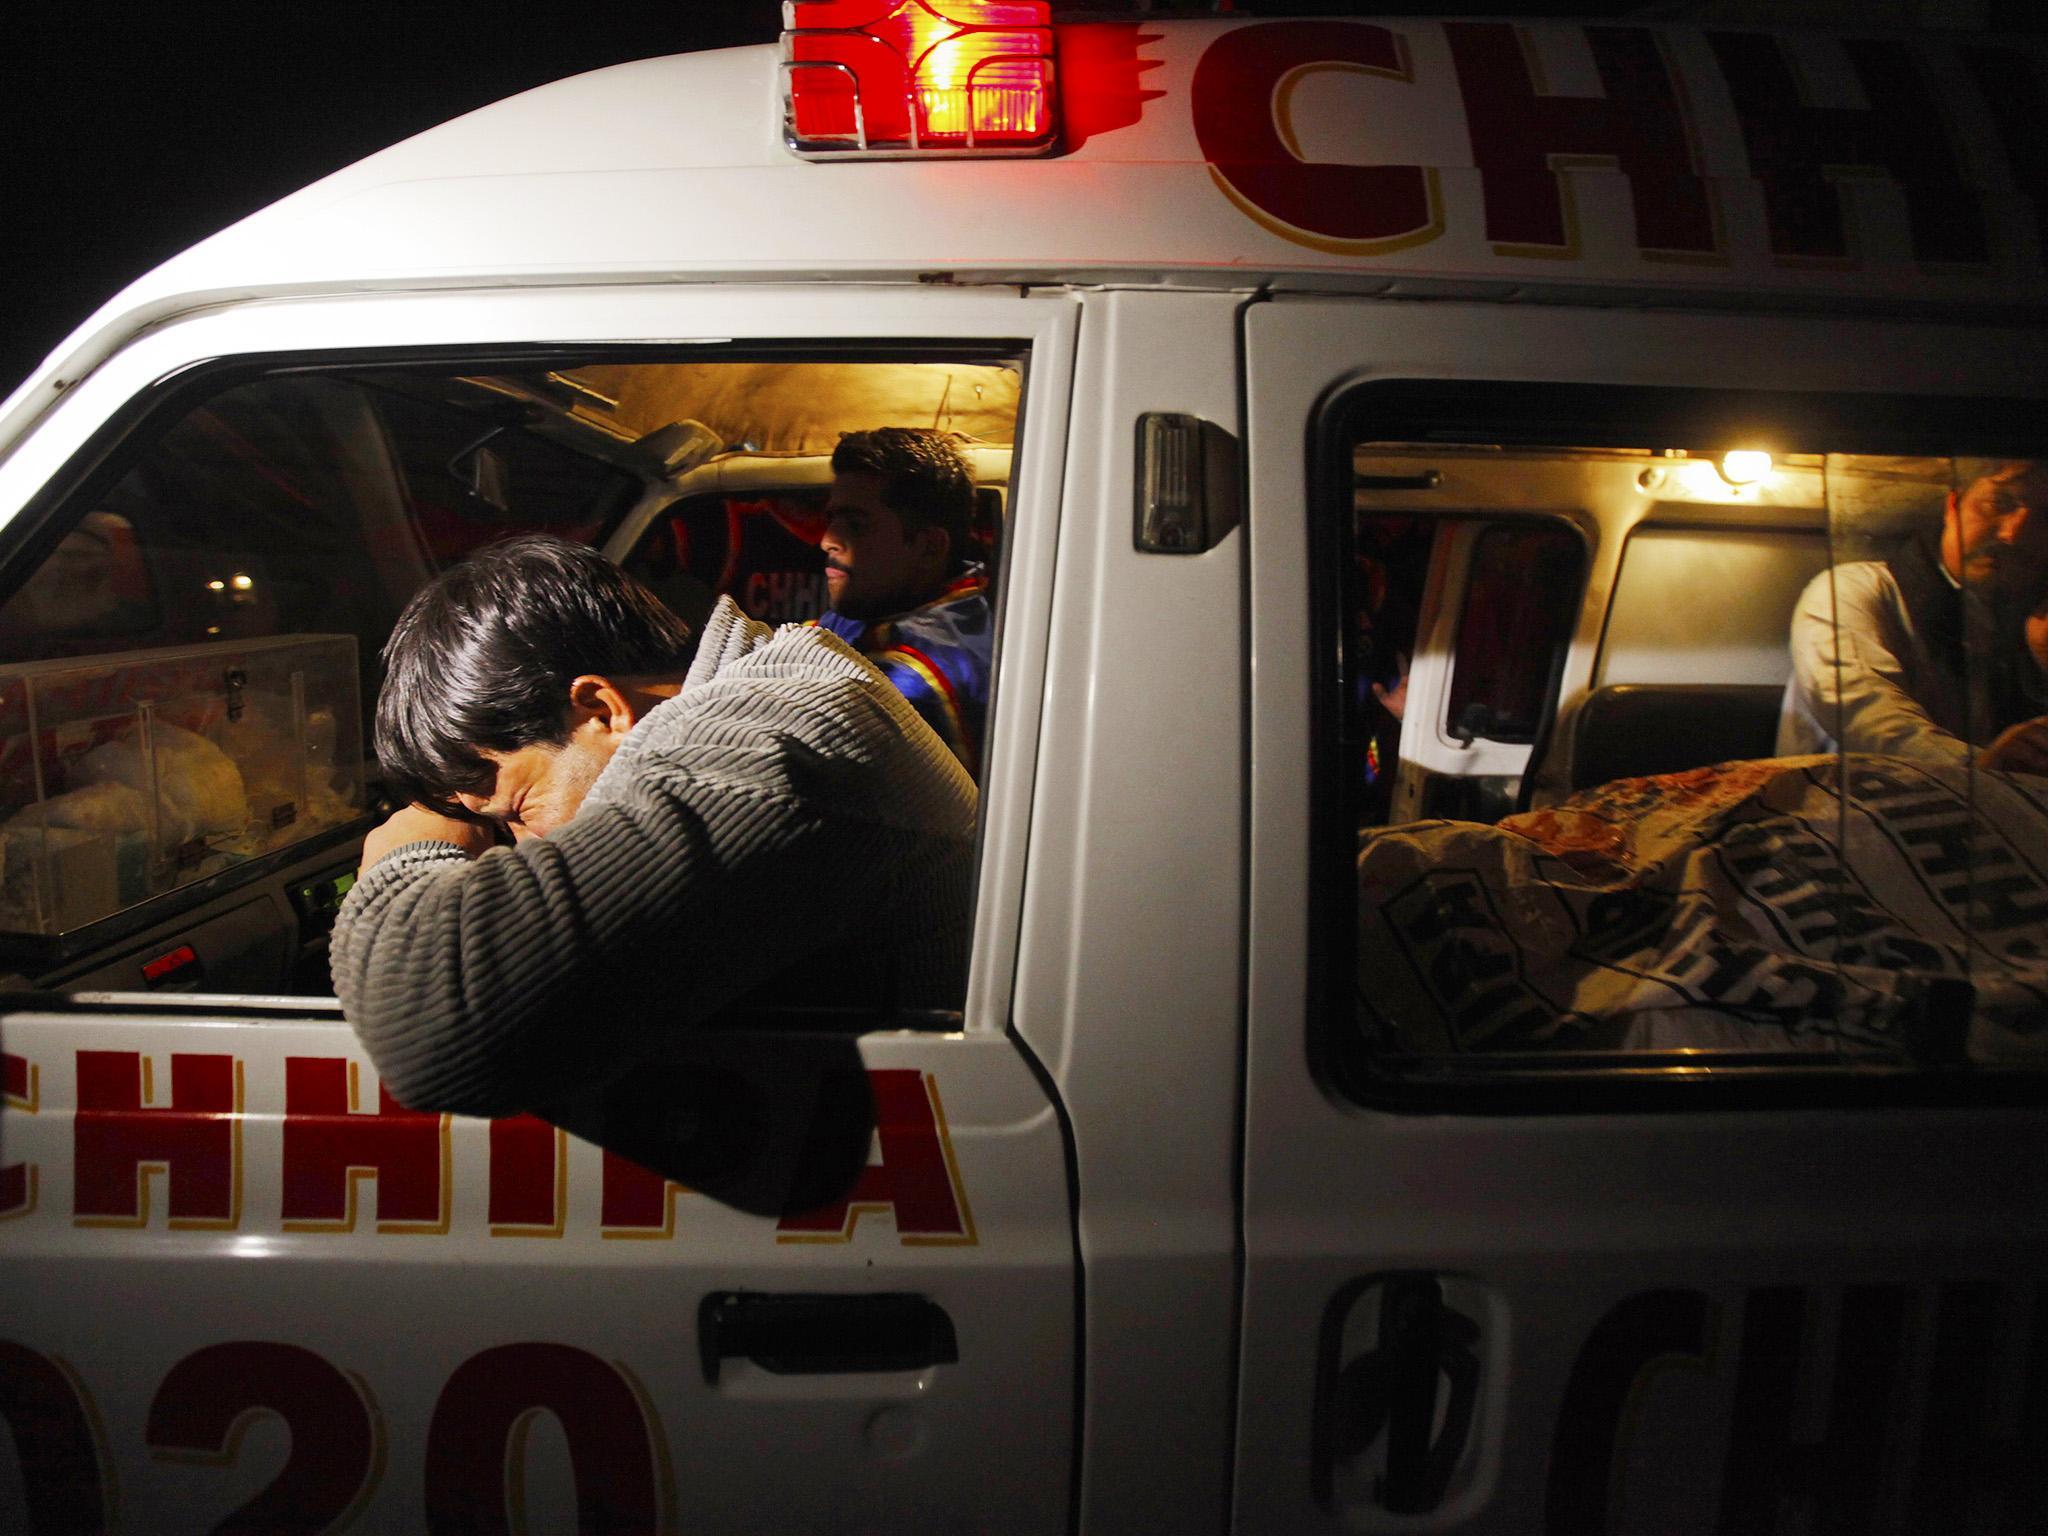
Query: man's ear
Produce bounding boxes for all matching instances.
[913,523,951,571]
[566,675,640,740]
[1940,490,1965,579]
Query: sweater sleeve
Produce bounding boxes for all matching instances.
[330,672,974,1117]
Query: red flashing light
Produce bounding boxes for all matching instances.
[783,0,1057,157]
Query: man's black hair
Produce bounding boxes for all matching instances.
[376,534,696,815]
[831,427,976,573]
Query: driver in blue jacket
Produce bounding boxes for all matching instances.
[815,428,994,777]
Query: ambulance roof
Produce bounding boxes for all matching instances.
[9,17,2048,431]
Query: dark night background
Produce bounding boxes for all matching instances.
[2,1,2038,398]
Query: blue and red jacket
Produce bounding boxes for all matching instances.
[815,568,992,777]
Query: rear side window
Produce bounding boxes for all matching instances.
[1445,524,1582,746]
[1323,386,2048,1103]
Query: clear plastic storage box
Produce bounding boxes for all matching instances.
[0,635,362,943]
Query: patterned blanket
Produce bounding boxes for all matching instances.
[1356,755,2048,1061]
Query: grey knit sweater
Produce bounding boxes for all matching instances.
[331,598,978,1116]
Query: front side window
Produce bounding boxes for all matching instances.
[1327,388,2048,1099]
[0,354,1021,999]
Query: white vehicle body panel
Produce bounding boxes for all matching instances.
[1014,288,1247,1529]
[2,1004,1071,1533]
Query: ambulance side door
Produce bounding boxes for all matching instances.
[0,284,1081,1533]
[1236,294,2048,1534]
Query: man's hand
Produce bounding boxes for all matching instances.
[1980,716,2048,776]
[361,805,498,873]
[1371,653,1410,723]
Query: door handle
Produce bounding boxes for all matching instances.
[1379,1276,1480,1514]
[698,1292,959,1384]
[1322,1275,1483,1516]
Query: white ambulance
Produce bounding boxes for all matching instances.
[3,6,2046,1531]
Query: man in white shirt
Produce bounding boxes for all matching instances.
[1779,460,2048,774]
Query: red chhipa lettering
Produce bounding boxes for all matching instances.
[601,1150,684,1240]
[73,1051,239,1229]
[778,1070,977,1245]
[281,1058,447,1233]
[1192,22,1440,256]
[2,1051,35,1217]
[488,1114,565,1237]
[1708,31,1988,266]
[1445,23,1719,258]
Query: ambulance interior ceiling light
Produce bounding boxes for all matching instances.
[1666,458,1769,501]
[782,1,1057,157]
[1717,451,1774,486]
[1638,451,1800,505]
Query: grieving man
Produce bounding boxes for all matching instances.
[1778,460,2048,774]
[815,428,994,776]
[332,535,976,1115]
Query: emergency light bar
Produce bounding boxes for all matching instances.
[782,1,1058,159]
